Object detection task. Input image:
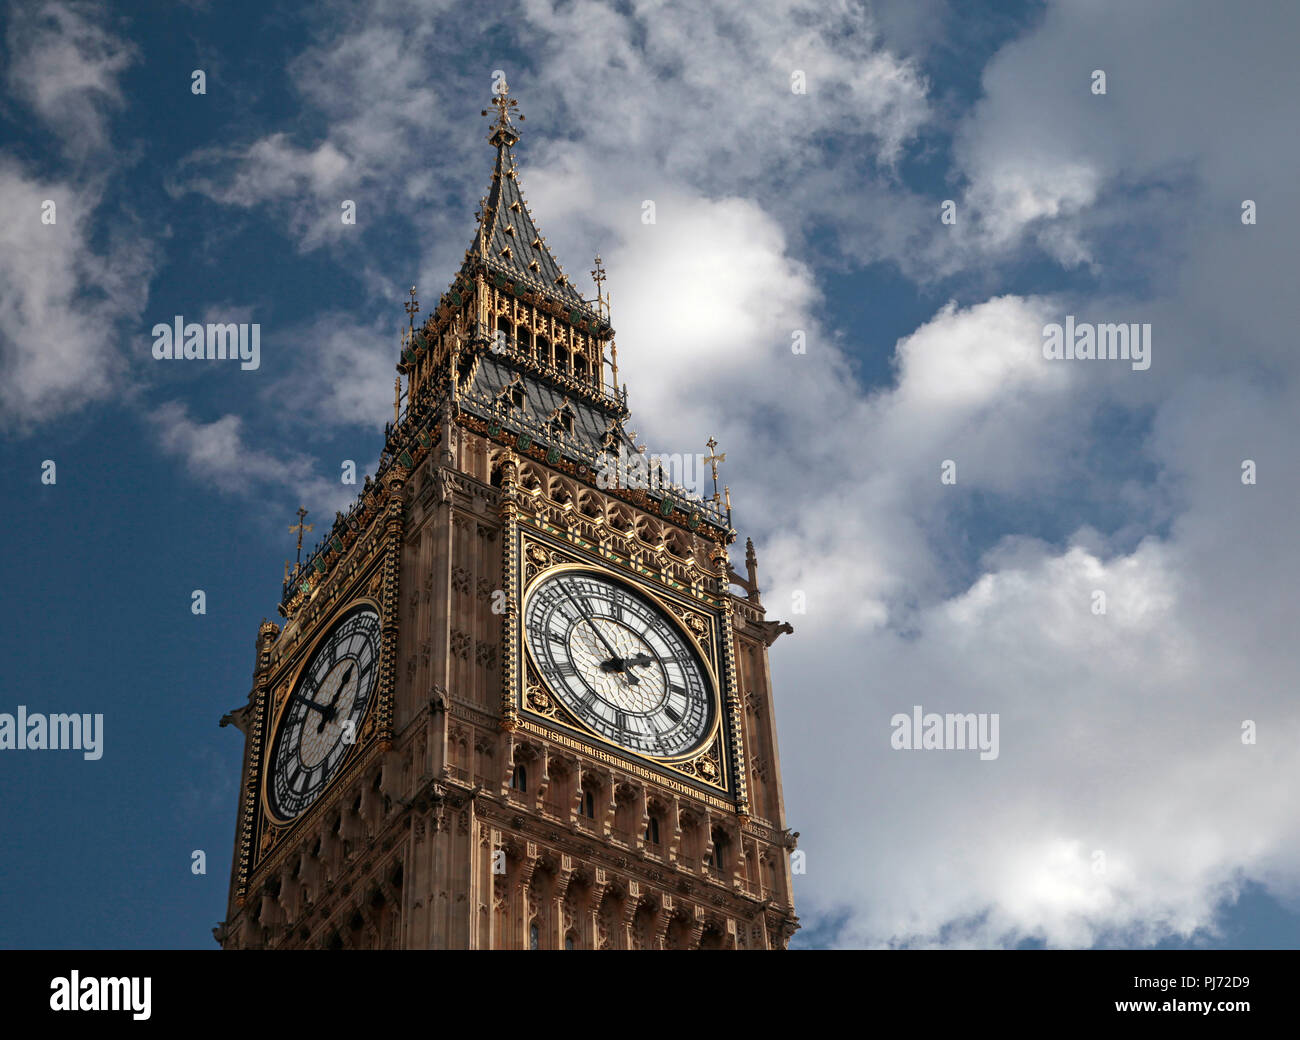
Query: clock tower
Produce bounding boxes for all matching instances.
[217,83,799,950]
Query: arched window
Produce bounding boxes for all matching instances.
[518,327,532,352]
[708,828,729,871]
[555,345,570,372]
[529,922,539,950]
[564,933,576,951]
[511,764,527,792]
[644,816,660,845]
[579,788,595,819]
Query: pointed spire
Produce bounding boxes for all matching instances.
[470,80,586,309]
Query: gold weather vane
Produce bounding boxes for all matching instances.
[705,437,726,503]
[288,506,313,577]
[405,284,420,334]
[482,77,524,139]
[591,255,608,318]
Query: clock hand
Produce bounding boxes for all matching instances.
[610,647,650,684]
[324,664,352,709]
[317,664,354,733]
[289,691,331,716]
[558,583,624,668]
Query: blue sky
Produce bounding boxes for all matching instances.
[1,0,1298,949]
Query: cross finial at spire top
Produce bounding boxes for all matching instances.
[704,437,726,503]
[404,285,419,332]
[482,76,524,147]
[591,254,610,320]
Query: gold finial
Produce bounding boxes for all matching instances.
[288,507,313,567]
[481,76,524,145]
[591,255,608,318]
[405,285,419,333]
[704,437,726,503]
[607,339,620,395]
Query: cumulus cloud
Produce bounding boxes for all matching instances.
[171,3,469,253]
[5,0,136,157]
[150,401,356,514]
[0,1,152,431]
[264,313,398,432]
[0,160,151,430]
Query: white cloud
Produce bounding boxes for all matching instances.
[0,2,152,431]
[5,0,135,157]
[0,160,151,430]
[264,313,398,432]
[150,401,352,514]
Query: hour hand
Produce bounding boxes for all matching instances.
[317,666,353,732]
[289,691,330,716]
[325,665,353,709]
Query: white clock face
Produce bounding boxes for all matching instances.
[524,570,715,758]
[266,605,381,822]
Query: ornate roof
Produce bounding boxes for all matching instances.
[460,352,638,459]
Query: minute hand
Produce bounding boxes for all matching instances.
[558,585,634,680]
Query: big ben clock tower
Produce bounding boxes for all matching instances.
[217,83,799,950]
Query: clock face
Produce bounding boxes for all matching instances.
[524,570,715,759]
[265,604,381,823]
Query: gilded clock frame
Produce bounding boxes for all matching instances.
[510,525,739,802]
[520,561,723,765]
[258,595,384,827]
[231,460,407,904]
